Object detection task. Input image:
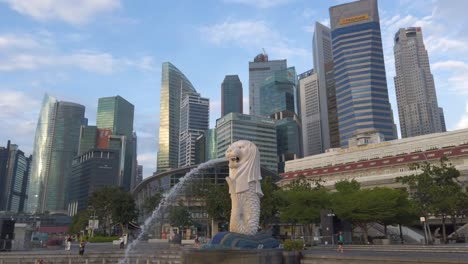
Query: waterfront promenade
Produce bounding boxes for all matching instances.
[0,242,467,263]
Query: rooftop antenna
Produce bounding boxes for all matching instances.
[262,48,268,61]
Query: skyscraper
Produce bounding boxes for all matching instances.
[0,141,32,212]
[69,149,120,214]
[178,91,209,167]
[330,0,397,147]
[258,67,302,172]
[157,62,197,172]
[298,70,323,156]
[96,96,135,191]
[221,75,243,116]
[394,27,444,138]
[312,21,340,151]
[216,113,277,172]
[27,95,85,214]
[249,52,287,116]
[259,67,296,117]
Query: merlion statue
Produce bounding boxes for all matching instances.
[225,140,263,235]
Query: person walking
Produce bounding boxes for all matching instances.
[79,241,85,256]
[119,235,125,249]
[65,235,72,251]
[337,231,344,253]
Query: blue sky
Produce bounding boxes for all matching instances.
[0,0,467,178]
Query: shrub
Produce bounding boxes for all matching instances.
[283,239,304,251]
[88,236,119,243]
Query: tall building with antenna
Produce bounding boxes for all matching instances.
[249,51,287,116]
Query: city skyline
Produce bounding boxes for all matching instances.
[0,0,467,177]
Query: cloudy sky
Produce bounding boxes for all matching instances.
[0,0,467,178]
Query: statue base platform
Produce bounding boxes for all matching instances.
[205,231,280,249]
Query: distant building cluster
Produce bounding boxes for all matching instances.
[2,0,454,218]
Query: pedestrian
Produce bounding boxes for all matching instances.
[79,241,85,256]
[119,235,125,249]
[65,235,71,251]
[337,231,344,253]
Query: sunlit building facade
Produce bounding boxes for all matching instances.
[27,95,85,214]
[157,62,197,172]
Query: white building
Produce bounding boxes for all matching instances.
[281,129,468,189]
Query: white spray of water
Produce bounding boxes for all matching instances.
[118,158,226,264]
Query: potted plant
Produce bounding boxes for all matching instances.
[282,239,304,264]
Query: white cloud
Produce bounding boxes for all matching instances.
[455,103,468,130]
[200,19,308,60]
[2,0,121,25]
[0,33,156,73]
[224,0,292,8]
[0,90,40,155]
[432,60,468,94]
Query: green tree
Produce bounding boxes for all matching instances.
[278,176,330,240]
[168,205,192,232]
[142,190,163,216]
[331,180,414,244]
[259,176,282,229]
[188,180,231,223]
[88,186,138,236]
[398,157,464,242]
[112,191,138,235]
[69,210,90,235]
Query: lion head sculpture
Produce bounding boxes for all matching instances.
[225,140,263,196]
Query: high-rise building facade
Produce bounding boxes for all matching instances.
[216,113,277,172]
[439,107,446,132]
[298,70,323,156]
[221,75,243,116]
[259,67,296,117]
[69,149,120,215]
[157,62,197,172]
[178,91,209,167]
[27,95,85,214]
[249,53,287,116]
[195,128,218,164]
[0,141,32,212]
[257,66,302,172]
[312,22,340,152]
[330,0,397,147]
[96,96,135,192]
[394,27,443,138]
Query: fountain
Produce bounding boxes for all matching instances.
[119,140,281,264]
[118,157,226,264]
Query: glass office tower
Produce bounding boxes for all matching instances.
[96,96,135,191]
[249,53,287,116]
[221,75,243,116]
[330,0,396,146]
[27,95,85,214]
[157,62,197,172]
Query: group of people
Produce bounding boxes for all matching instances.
[63,235,86,255]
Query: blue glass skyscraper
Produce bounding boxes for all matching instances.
[330,0,396,146]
